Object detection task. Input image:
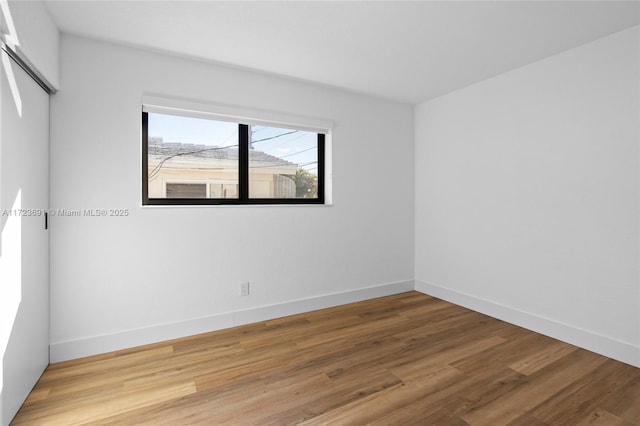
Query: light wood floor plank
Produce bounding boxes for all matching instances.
[577,410,637,426]
[508,339,578,375]
[460,349,608,425]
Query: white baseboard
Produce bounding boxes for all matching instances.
[415,280,640,368]
[50,280,415,363]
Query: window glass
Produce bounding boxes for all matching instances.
[147,113,239,199]
[248,125,319,199]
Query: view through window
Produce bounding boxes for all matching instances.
[143,111,324,205]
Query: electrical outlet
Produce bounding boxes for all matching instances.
[240,282,250,296]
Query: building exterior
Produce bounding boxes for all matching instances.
[148,138,299,199]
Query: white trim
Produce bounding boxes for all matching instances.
[415,280,640,368]
[50,280,414,362]
[142,95,333,133]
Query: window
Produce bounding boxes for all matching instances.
[142,111,325,205]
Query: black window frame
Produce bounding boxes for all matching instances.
[142,111,325,206]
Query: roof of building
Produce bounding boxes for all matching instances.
[148,138,296,167]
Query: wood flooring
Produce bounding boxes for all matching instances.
[11,291,640,425]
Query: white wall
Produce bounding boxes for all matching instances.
[3,0,59,89]
[415,26,640,367]
[49,35,414,361]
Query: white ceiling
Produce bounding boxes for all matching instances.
[43,1,640,104]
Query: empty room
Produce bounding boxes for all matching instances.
[1,1,639,424]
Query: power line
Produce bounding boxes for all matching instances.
[279,146,316,159]
[251,130,299,144]
[255,131,308,151]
